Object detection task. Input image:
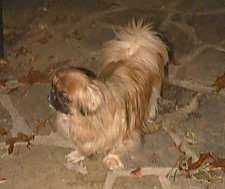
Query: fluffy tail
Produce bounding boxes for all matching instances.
[101,19,169,75]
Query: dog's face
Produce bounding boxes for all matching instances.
[48,67,102,116]
[48,81,71,114]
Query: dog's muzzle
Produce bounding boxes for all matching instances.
[48,90,71,115]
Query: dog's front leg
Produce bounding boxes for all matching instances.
[65,150,87,175]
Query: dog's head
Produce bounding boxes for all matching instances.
[48,67,103,116]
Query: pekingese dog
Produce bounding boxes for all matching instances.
[48,20,169,173]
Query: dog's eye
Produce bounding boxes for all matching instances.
[80,108,86,116]
[57,91,70,103]
[51,82,55,89]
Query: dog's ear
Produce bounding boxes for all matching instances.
[76,83,103,115]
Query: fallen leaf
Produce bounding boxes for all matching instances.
[0,80,6,89]
[46,59,71,73]
[213,72,225,92]
[36,34,52,44]
[18,69,49,85]
[0,178,7,184]
[179,152,225,179]
[187,153,213,171]
[210,157,225,169]
[5,79,20,89]
[34,115,54,134]
[0,79,22,93]
[0,59,11,75]
[130,167,143,178]
[0,59,8,66]
[0,59,71,94]
[45,59,71,78]
[5,132,35,154]
[35,119,47,134]
[0,127,8,136]
[28,29,52,45]
[13,46,31,58]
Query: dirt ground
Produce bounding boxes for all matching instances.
[0,0,225,188]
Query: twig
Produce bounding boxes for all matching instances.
[168,79,225,97]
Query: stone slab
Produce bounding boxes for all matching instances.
[175,49,225,85]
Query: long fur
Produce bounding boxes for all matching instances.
[53,20,169,168]
[100,19,168,76]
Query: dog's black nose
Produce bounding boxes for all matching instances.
[47,95,51,103]
[47,92,70,115]
[48,94,55,104]
[48,90,57,104]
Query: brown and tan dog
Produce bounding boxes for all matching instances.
[48,20,169,173]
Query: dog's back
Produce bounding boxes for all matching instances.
[98,20,169,136]
[100,19,169,77]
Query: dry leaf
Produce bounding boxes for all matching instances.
[0,79,22,93]
[130,167,143,178]
[0,80,6,89]
[0,178,7,184]
[13,46,31,58]
[213,72,225,92]
[188,153,213,170]
[0,59,8,66]
[180,152,225,178]
[1,59,71,94]
[46,59,71,73]
[18,69,49,85]
[34,115,54,134]
[46,59,71,78]
[210,157,225,169]
[36,34,52,44]
[28,29,52,45]
[0,127,8,136]
[0,59,11,75]
[18,59,71,85]
[5,132,35,154]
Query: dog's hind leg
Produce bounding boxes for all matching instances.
[103,153,124,170]
[149,77,162,121]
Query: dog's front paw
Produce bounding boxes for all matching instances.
[65,150,85,163]
[103,154,124,170]
[65,150,87,175]
[149,105,157,121]
[65,160,87,175]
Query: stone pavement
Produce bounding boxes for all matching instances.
[0,0,225,188]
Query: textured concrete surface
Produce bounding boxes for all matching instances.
[0,0,225,188]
